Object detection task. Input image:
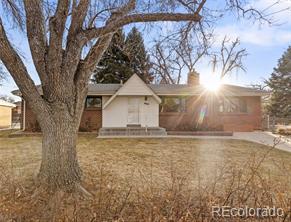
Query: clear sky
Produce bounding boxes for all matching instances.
[1,0,291,101]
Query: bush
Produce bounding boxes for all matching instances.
[79,118,93,132]
[277,126,291,135]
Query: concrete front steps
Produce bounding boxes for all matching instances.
[98,127,167,138]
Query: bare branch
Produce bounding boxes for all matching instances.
[87,8,114,28]
[47,0,70,81]
[23,0,48,85]
[151,21,212,84]
[196,0,207,15]
[1,0,24,30]
[74,33,114,113]
[151,42,189,84]
[0,18,49,117]
[227,0,275,24]
[63,0,90,80]
[112,0,136,15]
[68,0,90,35]
[212,36,247,78]
[85,13,202,40]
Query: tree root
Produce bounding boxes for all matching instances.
[18,182,93,221]
[30,180,92,198]
[31,186,45,200]
[41,190,65,222]
[75,184,93,199]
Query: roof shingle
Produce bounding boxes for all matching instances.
[12,83,269,97]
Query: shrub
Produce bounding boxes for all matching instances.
[277,126,291,135]
[79,118,93,132]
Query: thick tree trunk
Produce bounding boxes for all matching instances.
[38,112,82,191]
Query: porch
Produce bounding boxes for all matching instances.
[98,126,167,137]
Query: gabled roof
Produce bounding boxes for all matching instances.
[150,84,269,96]
[11,80,269,97]
[87,83,269,96]
[103,74,161,109]
[88,84,121,95]
[0,99,16,108]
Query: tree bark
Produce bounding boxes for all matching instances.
[38,111,82,191]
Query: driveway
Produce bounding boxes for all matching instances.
[168,131,291,153]
[233,132,291,153]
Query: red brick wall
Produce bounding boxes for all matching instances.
[159,96,262,132]
[159,96,204,131]
[79,109,102,132]
[22,96,262,132]
[219,97,262,132]
[23,102,102,132]
[23,101,40,131]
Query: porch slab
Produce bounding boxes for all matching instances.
[98,127,167,137]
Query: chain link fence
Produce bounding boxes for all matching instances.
[262,115,291,133]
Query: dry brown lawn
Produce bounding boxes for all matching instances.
[0,131,291,221]
[1,132,291,184]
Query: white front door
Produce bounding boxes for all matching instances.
[128,97,139,124]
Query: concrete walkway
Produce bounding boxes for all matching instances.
[233,132,291,153]
[168,131,291,153]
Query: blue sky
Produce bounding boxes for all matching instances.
[196,0,291,87]
[1,0,291,101]
[197,23,290,87]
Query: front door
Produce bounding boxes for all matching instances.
[128,97,139,124]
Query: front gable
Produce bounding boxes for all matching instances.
[118,74,155,96]
[103,74,161,109]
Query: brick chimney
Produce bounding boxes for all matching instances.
[187,70,200,86]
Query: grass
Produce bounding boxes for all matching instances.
[0,131,291,221]
[1,132,291,183]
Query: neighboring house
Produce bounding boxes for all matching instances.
[0,99,16,129]
[12,72,268,134]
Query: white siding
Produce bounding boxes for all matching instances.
[102,96,159,127]
[139,96,159,127]
[118,75,155,96]
[102,96,110,105]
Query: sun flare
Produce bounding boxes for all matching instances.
[202,77,222,92]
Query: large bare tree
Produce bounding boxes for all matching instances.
[151,29,212,84]
[211,37,247,78]
[0,0,279,192]
[0,0,204,193]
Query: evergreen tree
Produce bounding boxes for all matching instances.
[266,47,291,118]
[92,27,153,84]
[125,27,153,83]
[92,29,133,83]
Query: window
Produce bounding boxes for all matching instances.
[86,96,102,109]
[218,97,247,113]
[160,97,187,113]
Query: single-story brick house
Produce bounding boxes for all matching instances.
[12,72,268,134]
